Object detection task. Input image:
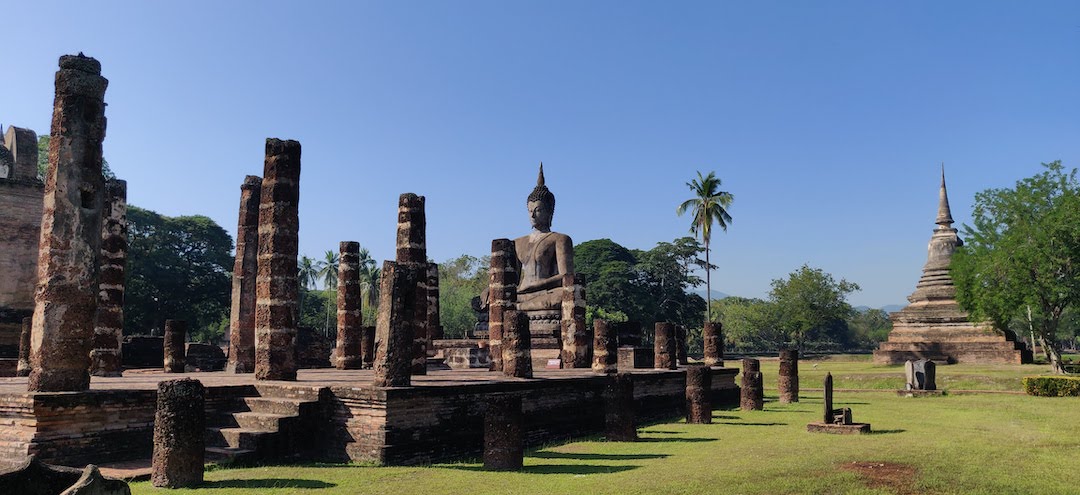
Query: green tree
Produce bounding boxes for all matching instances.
[438,254,489,338]
[712,297,784,352]
[677,171,733,321]
[125,206,232,339]
[357,247,379,309]
[952,161,1080,374]
[297,255,319,318]
[847,308,893,349]
[318,250,340,337]
[768,264,860,352]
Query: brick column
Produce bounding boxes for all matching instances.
[740,358,763,411]
[28,54,108,392]
[254,139,301,381]
[685,365,712,424]
[502,310,532,378]
[488,239,517,372]
[396,193,429,375]
[426,263,442,342]
[604,373,637,441]
[373,261,420,387]
[90,179,127,377]
[163,319,187,373]
[16,317,31,377]
[778,349,799,403]
[703,321,723,367]
[483,395,523,471]
[560,274,589,368]
[592,319,617,374]
[226,175,261,373]
[361,325,376,369]
[151,378,205,488]
[336,241,362,369]
[675,325,688,365]
[654,322,676,370]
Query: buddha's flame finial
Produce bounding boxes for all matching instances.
[538,162,545,186]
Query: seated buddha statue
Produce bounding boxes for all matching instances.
[513,165,575,336]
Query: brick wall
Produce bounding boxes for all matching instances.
[0,178,43,353]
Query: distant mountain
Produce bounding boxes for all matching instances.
[854,304,905,314]
[692,289,730,300]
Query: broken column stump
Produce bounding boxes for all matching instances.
[361,325,376,369]
[396,193,430,375]
[28,54,109,393]
[336,241,363,370]
[426,262,442,343]
[254,139,301,381]
[778,349,799,403]
[226,175,261,373]
[151,378,205,488]
[740,358,763,411]
[483,395,524,471]
[703,321,723,367]
[560,273,589,368]
[685,364,712,424]
[163,319,187,373]
[807,372,871,434]
[90,179,127,377]
[604,373,637,441]
[373,261,420,387]
[16,317,31,377]
[654,322,677,370]
[488,239,518,372]
[592,319,617,374]
[502,309,533,378]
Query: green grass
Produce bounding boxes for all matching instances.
[130,358,1079,494]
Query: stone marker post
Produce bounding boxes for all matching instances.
[28,54,108,393]
[561,274,589,368]
[703,321,723,367]
[16,317,31,377]
[823,372,834,423]
[592,319,617,374]
[226,175,261,373]
[483,395,524,471]
[905,359,937,390]
[396,193,430,375]
[254,139,301,381]
[778,349,799,403]
[163,319,187,373]
[740,358,763,411]
[373,261,420,387]
[90,179,127,377]
[502,309,533,378]
[605,373,637,441]
[685,365,712,424]
[336,241,363,370]
[151,378,204,488]
[488,239,518,372]
[654,322,677,370]
[361,325,376,369]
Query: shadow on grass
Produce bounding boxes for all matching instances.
[200,478,336,489]
[868,429,907,435]
[638,429,682,434]
[712,415,740,420]
[531,452,669,461]
[446,464,639,474]
[636,437,716,443]
[716,421,787,426]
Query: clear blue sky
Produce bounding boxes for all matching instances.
[3,1,1078,308]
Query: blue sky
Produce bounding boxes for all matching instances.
[3,1,1078,308]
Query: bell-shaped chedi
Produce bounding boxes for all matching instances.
[873,167,1032,364]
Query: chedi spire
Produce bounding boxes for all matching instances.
[935,164,954,229]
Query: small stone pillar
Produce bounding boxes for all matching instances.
[163,319,187,373]
[373,261,421,387]
[151,378,205,488]
[703,321,723,367]
[654,322,676,370]
[905,359,937,390]
[91,179,127,377]
[778,349,799,403]
[502,310,533,378]
[560,274,589,368]
[604,373,637,441]
[396,193,430,375]
[16,317,31,377]
[361,325,376,369]
[336,241,363,369]
[426,262,442,342]
[28,54,108,393]
[488,239,518,372]
[226,175,261,373]
[740,358,763,411]
[675,325,689,365]
[254,139,301,381]
[483,395,524,471]
[685,365,712,424]
[592,319,617,374]
[823,372,834,423]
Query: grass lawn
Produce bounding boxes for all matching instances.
[130,357,1078,495]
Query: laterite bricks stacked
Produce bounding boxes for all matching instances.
[703,321,723,366]
[373,261,419,387]
[685,365,712,424]
[740,358,763,411]
[778,349,799,403]
[488,239,518,372]
[336,241,363,370]
[151,378,205,488]
[90,179,127,377]
[604,373,637,441]
[654,322,676,370]
[592,319,617,374]
[483,395,524,471]
[163,319,187,373]
[16,317,31,377]
[226,175,261,373]
[501,309,532,378]
[396,193,430,375]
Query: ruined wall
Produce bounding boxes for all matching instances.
[0,164,44,355]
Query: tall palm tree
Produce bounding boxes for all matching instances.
[356,247,379,309]
[297,255,320,321]
[677,171,733,321]
[319,250,340,336]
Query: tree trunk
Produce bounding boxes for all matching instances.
[705,239,711,321]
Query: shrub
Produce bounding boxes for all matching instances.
[1022,376,1080,397]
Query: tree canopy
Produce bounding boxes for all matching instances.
[769,264,860,352]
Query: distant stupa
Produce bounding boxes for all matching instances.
[873,167,1032,365]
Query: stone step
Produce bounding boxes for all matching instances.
[252,384,322,401]
[205,446,257,465]
[205,427,273,450]
[242,397,314,416]
[233,412,287,431]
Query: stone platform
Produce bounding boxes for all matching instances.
[806,422,871,434]
[0,366,739,468]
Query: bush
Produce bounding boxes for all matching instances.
[1022,376,1080,397]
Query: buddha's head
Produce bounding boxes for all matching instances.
[528,163,555,232]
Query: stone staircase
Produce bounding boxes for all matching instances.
[204,385,322,465]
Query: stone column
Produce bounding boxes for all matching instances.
[778,349,799,403]
[335,241,362,370]
[396,193,429,375]
[592,319,617,374]
[373,261,420,387]
[16,317,31,377]
[703,321,723,367]
[226,175,261,373]
[163,319,187,373]
[488,239,518,372]
[483,395,523,471]
[654,322,676,370]
[502,310,533,378]
[28,54,108,393]
[823,372,834,423]
[426,263,442,342]
[254,138,301,381]
[604,373,637,441]
[685,365,712,424]
[361,325,376,369]
[151,378,204,488]
[740,358,763,411]
[676,325,689,365]
[90,179,127,377]
[560,274,589,368]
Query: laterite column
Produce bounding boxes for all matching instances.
[604,373,637,441]
[740,358,763,411]
[685,365,712,424]
[488,239,517,372]
[226,175,261,373]
[592,319,617,374]
[151,378,205,488]
[16,317,31,377]
[778,349,799,403]
[90,179,127,377]
[502,309,533,378]
[654,322,676,370]
[703,321,723,367]
[396,193,429,375]
[373,261,420,387]
[336,241,363,369]
[484,395,524,471]
[361,326,376,369]
[427,263,442,342]
[561,274,589,368]
[163,319,187,373]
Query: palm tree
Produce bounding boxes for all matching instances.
[357,247,379,308]
[297,255,320,320]
[677,171,733,321]
[319,250,340,336]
